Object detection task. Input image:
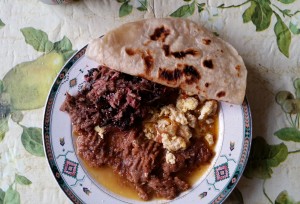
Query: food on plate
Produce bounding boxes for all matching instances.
[61,18,247,200]
[61,66,217,200]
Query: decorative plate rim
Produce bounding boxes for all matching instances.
[43,44,252,204]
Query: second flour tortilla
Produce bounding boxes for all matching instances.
[86,18,247,104]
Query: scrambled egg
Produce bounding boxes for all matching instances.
[166,151,176,164]
[176,97,199,112]
[177,125,192,141]
[206,118,214,124]
[161,133,187,151]
[160,105,188,125]
[205,133,214,146]
[186,112,197,128]
[94,126,105,139]
[144,97,199,153]
[143,95,218,164]
[198,100,217,120]
[157,119,177,135]
[143,123,156,140]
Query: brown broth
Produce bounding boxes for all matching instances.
[81,160,142,200]
[81,159,212,201]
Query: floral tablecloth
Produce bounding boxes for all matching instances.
[0,0,300,203]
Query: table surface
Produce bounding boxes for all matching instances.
[0,0,300,204]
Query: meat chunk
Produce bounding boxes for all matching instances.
[61,65,178,130]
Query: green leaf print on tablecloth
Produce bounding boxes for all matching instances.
[119,1,133,17]
[21,28,54,53]
[275,128,300,142]
[274,13,291,57]
[289,22,300,34]
[0,188,5,204]
[251,0,273,31]
[15,174,32,186]
[244,137,288,179]
[53,36,76,60]
[3,185,20,204]
[277,0,296,4]
[0,19,4,29]
[117,0,149,17]
[0,118,9,143]
[294,78,300,98]
[170,1,206,18]
[243,2,257,23]
[21,127,44,157]
[0,86,10,142]
[275,190,300,204]
[21,27,76,61]
[170,1,195,18]
[197,3,205,13]
[0,170,32,204]
[137,0,148,11]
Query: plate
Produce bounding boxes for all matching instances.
[43,45,252,204]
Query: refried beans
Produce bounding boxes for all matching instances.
[61,65,216,200]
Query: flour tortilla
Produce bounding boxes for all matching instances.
[86,18,247,104]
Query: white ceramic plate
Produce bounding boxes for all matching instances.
[43,45,252,204]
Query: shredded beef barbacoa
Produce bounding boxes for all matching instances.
[61,66,213,200]
[62,66,178,131]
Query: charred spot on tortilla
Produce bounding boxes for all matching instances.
[171,49,200,59]
[203,59,213,69]
[202,39,211,45]
[150,26,170,42]
[125,48,154,73]
[205,82,210,88]
[217,91,226,98]
[125,48,135,56]
[235,65,241,77]
[162,45,200,59]
[159,68,182,82]
[235,65,241,71]
[143,53,154,73]
[143,40,151,46]
[177,63,184,69]
[183,65,200,84]
[162,44,170,56]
